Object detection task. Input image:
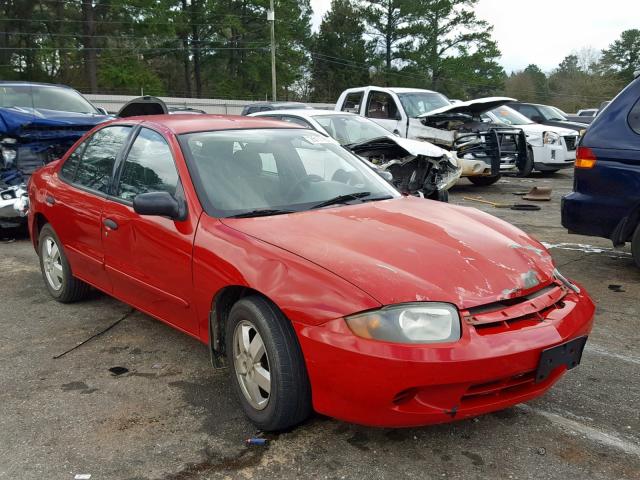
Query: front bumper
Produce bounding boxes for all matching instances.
[295,286,594,427]
[460,158,517,177]
[531,143,576,169]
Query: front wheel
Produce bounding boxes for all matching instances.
[516,147,535,177]
[38,224,91,302]
[468,175,501,186]
[632,224,640,268]
[226,295,311,431]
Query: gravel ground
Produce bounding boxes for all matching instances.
[0,169,638,480]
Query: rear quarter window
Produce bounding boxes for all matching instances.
[628,98,640,135]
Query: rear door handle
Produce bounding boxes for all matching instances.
[103,218,118,230]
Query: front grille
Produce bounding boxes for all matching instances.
[463,283,568,334]
[564,136,577,151]
[460,371,538,406]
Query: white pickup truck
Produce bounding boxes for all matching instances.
[336,86,529,185]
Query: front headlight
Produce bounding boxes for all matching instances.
[543,132,561,145]
[1,146,17,167]
[345,302,461,344]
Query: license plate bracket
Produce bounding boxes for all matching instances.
[535,336,588,383]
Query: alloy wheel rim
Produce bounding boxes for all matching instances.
[42,237,63,291]
[232,320,271,410]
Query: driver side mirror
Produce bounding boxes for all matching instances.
[96,107,109,115]
[133,191,187,221]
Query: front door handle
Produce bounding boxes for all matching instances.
[103,218,118,230]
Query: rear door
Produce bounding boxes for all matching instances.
[102,126,198,335]
[51,125,133,292]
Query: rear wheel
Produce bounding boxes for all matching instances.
[632,224,640,268]
[38,224,91,302]
[468,175,501,186]
[226,295,311,431]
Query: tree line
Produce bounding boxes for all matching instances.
[1,0,638,109]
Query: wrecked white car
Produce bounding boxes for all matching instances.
[250,109,461,201]
[336,87,528,186]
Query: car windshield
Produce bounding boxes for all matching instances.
[489,106,534,125]
[0,84,99,114]
[180,128,399,217]
[538,105,567,121]
[312,114,393,145]
[396,92,451,117]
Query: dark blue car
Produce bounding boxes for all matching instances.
[0,82,110,227]
[561,73,640,267]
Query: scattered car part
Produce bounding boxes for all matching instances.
[463,196,541,211]
[523,186,552,201]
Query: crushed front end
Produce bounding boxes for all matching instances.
[348,136,461,200]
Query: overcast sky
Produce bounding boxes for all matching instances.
[309,0,640,73]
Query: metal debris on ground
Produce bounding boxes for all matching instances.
[245,438,268,446]
[523,186,552,201]
[463,197,541,211]
[74,475,91,480]
[608,285,626,293]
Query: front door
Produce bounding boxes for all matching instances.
[102,127,197,335]
[365,90,405,136]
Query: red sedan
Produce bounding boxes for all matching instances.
[28,115,595,431]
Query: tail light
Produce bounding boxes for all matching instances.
[575,146,596,168]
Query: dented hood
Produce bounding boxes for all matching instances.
[349,135,448,158]
[222,196,555,309]
[0,106,109,136]
[418,97,517,118]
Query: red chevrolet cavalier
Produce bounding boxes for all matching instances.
[28,115,595,431]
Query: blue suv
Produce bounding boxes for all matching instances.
[561,73,640,267]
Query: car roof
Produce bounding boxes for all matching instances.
[107,114,303,134]
[0,81,77,89]
[253,109,355,117]
[341,86,439,94]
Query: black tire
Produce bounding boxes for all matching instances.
[38,224,91,303]
[425,188,449,202]
[468,175,501,186]
[516,147,535,177]
[632,224,640,269]
[225,295,311,431]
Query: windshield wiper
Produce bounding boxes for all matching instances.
[310,192,372,209]
[227,208,295,218]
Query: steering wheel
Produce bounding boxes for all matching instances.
[286,174,324,200]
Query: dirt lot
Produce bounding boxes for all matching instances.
[1,170,639,480]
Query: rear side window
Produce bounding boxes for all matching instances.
[629,98,640,135]
[341,92,363,113]
[73,126,131,193]
[59,139,88,181]
[116,128,179,201]
[366,91,400,120]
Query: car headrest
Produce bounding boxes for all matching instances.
[232,147,263,176]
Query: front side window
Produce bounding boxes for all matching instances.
[116,128,179,202]
[73,126,131,193]
[341,92,364,113]
[366,91,400,120]
[180,129,398,217]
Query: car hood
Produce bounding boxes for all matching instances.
[222,196,555,309]
[0,106,110,135]
[517,123,577,137]
[418,97,516,118]
[349,135,448,158]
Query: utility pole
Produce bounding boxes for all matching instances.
[268,1,276,101]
